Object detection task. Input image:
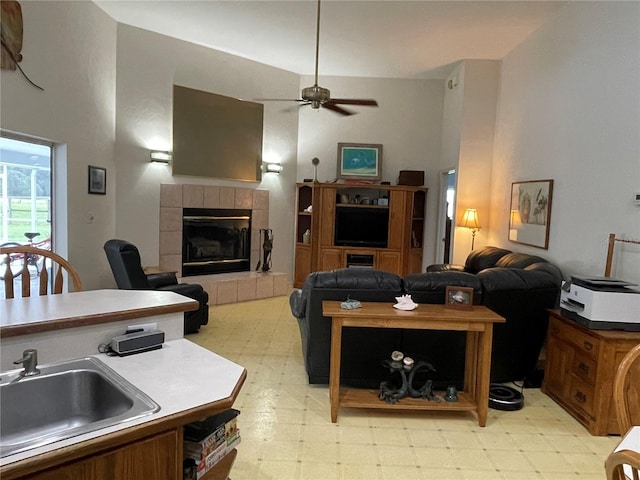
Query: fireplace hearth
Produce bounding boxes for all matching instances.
[182,208,251,276]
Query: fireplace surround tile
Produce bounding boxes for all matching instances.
[236,277,257,302]
[253,189,269,210]
[160,184,182,207]
[183,185,204,208]
[203,186,220,208]
[235,188,253,209]
[217,279,238,304]
[159,231,182,255]
[219,187,235,208]
[160,207,182,232]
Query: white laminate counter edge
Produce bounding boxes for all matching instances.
[0,339,245,467]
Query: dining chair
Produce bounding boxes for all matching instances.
[614,343,640,435]
[605,448,640,480]
[0,245,83,299]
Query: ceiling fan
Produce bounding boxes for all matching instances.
[260,0,378,116]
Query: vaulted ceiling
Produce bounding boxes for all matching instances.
[94,0,565,79]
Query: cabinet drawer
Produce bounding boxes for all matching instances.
[549,317,600,358]
[568,376,595,416]
[570,351,597,384]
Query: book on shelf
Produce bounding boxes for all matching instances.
[189,433,241,479]
[183,408,241,478]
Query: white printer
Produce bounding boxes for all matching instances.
[560,276,640,331]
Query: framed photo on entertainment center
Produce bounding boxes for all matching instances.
[337,143,382,181]
[508,179,553,249]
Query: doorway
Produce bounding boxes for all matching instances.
[436,169,456,263]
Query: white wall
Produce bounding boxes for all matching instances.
[491,1,640,283]
[438,60,500,265]
[296,75,444,266]
[0,1,117,290]
[113,25,300,282]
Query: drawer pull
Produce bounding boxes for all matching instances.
[575,391,587,403]
[583,341,593,351]
[552,327,560,335]
[578,363,590,374]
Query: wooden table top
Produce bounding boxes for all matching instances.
[322,301,505,324]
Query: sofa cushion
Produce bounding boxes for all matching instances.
[404,271,482,304]
[464,247,511,273]
[476,267,561,291]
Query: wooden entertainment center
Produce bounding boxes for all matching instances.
[294,182,427,288]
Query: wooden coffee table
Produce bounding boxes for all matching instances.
[322,301,505,426]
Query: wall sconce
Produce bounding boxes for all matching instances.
[264,162,283,174]
[459,208,481,250]
[150,150,172,164]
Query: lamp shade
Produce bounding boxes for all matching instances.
[460,208,480,229]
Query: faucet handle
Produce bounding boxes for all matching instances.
[13,349,40,376]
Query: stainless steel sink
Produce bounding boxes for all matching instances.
[0,357,160,458]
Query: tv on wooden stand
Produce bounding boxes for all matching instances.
[334,206,389,248]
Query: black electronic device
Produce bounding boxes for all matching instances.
[334,206,388,248]
[488,384,524,411]
[110,330,165,356]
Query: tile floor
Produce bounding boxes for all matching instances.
[189,295,619,480]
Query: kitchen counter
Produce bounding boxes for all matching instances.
[0,289,198,338]
[0,339,246,469]
[0,289,246,478]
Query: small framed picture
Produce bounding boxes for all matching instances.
[445,286,474,310]
[88,165,106,195]
[337,143,382,181]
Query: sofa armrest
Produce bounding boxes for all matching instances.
[289,289,306,319]
[147,272,178,289]
[426,263,465,272]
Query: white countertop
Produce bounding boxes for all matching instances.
[1,289,196,328]
[0,338,246,467]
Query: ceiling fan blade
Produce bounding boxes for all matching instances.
[321,103,356,116]
[255,98,306,102]
[283,102,311,113]
[328,98,378,106]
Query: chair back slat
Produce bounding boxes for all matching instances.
[614,343,640,435]
[0,246,82,299]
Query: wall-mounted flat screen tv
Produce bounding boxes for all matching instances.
[334,206,389,248]
[173,85,264,182]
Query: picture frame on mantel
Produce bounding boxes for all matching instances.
[337,143,382,181]
[508,179,553,249]
[88,165,106,195]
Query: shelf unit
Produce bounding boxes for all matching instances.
[294,182,428,287]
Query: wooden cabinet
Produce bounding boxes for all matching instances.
[542,310,640,435]
[293,183,427,287]
[21,430,179,480]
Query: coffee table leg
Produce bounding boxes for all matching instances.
[329,317,343,423]
[476,324,494,427]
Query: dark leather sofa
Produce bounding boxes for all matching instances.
[104,239,209,334]
[289,246,563,389]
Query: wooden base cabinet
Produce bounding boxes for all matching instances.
[294,183,427,287]
[20,430,180,480]
[542,310,640,435]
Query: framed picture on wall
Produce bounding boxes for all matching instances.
[336,143,382,181]
[508,179,553,249]
[88,165,106,195]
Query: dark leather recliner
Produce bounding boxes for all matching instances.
[103,239,209,334]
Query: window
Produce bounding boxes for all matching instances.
[0,134,53,250]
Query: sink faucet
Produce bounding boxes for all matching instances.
[12,349,41,380]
